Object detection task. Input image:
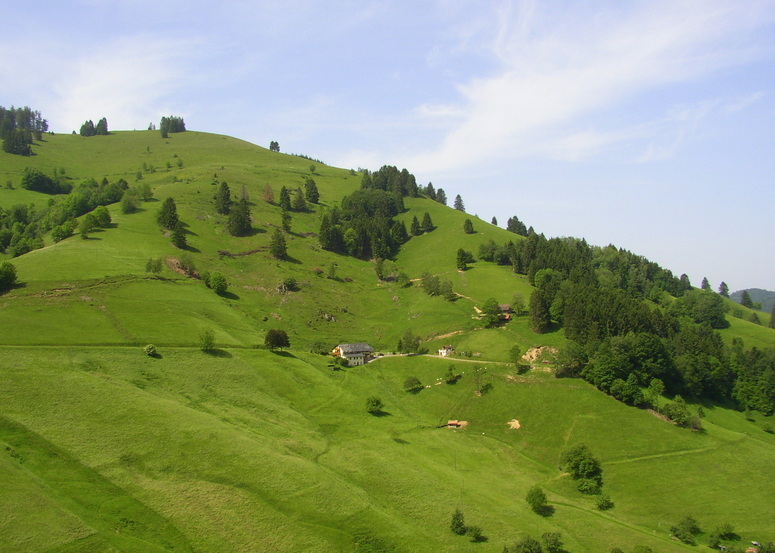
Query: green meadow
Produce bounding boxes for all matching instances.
[1,131,774,552]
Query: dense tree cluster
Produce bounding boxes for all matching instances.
[79,118,109,136]
[360,165,419,198]
[160,116,186,137]
[1,175,129,256]
[0,106,47,156]
[269,140,280,152]
[318,188,409,260]
[478,228,774,414]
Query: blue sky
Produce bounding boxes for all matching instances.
[3,0,775,291]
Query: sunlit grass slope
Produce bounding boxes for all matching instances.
[1,130,774,553]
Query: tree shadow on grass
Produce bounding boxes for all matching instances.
[280,254,303,265]
[203,348,232,358]
[217,290,240,300]
[270,350,296,358]
[369,410,391,417]
[178,243,201,253]
[536,505,555,517]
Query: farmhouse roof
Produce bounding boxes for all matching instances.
[337,343,374,354]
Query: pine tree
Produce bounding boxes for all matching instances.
[435,188,447,205]
[529,289,551,333]
[171,223,187,249]
[453,194,465,212]
[741,290,754,309]
[410,215,422,236]
[304,177,320,203]
[491,216,497,226]
[156,197,179,230]
[450,509,466,535]
[718,281,729,297]
[215,182,231,215]
[701,277,711,291]
[269,228,287,259]
[95,117,108,135]
[227,198,252,236]
[421,212,434,233]
[292,187,307,211]
[279,186,291,211]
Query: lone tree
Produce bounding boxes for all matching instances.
[718,281,729,297]
[199,329,215,352]
[365,396,384,414]
[740,290,754,309]
[227,198,252,236]
[463,218,474,234]
[454,194,465,212]
[456,248,474,270]
[450,509,466,535]
[215,181,231,215]
[269,140,280,152]
[269,228,288,259]
[403,376,423,393]
[265,329,290,351]
[0,261,17,292]
[157,197,179,230]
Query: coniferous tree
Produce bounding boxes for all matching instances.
[769,304,775,329]
[450,509,466,535]
[701,277,711,291]
[171,223,187,249]
[79,120,95,136]
[425,182,436,200]
[740,290,754,309]
[463,219,474,234]
[262,183,275,204]
[304,177,320,203]
[421,212,434,233]
[491,216,497,226]
[279,186,291,211]
[529,289,551,333]
[156,197,179,230]
[281,210,292,233]
[292,187,307,211]
[269,228,287,259]
[215,182,231,215]
[95,117,108,135]
[435,188,447,205]
[227,198,252,236]
[453,194,465,212]
[410,215,422,236]
[718,281,729,297]
[269,140,280,152]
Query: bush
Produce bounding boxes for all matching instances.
[199,329,215,352]
[596,493,614,510]
[0,261,18,291]
[403,376,423,392]
[576,478,602,495]
[143,344,157,357]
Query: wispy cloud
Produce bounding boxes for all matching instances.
[404,0,775,173]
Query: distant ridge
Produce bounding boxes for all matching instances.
[731,288,775,312]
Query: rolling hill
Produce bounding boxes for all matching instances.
[1,130,774,553]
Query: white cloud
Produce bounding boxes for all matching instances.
[49,36,199,132]
[404,0,775,172]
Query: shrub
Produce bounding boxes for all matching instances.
[143,344,157,357]
[365,396,384,415]
[403,376,423,393]
[199,329,215,352]
[596,493,614,510]
[450,509,466,535]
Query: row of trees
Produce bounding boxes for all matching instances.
[160,116,186,138]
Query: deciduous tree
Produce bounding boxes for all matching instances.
[265,329,290,350]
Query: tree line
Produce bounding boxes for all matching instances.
[476,230,774,415]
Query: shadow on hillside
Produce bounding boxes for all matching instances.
[271,350,295,358]
[204,348,232,358]
[369,410,391,418]
[392,437,410,445]
[178,244,201,253]
[218,290,240,300]
[282,255,303,265]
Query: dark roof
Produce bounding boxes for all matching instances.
[337,343,374,354]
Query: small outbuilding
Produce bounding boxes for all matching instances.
[332,343,375,366]
[438,345,454,357]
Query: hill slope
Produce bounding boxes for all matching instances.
[1,131,774,553]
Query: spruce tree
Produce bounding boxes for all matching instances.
[269,228,287,259]
[453,194,465,212]
[701,277,711,291]
[741,290,754,309]
[215,182,231,215]
[421,212,434,233]
[304,177,320,203]
[292,187,306,211]
[435,188,447,205]
[450,509,466,535]
[463,219,474,234]
[156,197,179,230]
[410,215,422,236]
[718,281,729,297]
[279,186,291,211]
[529,289,551,333]
[227,198,252,236]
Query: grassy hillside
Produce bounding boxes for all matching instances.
[1,131,774,553]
